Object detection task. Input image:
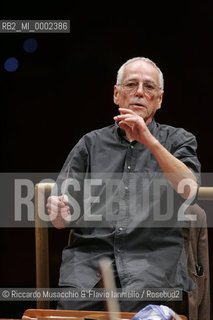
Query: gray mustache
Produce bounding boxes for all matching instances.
[130,100,145,106]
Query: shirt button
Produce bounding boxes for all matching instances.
[127,166,131,170]
[118,227,124,232]
[131,145,134,149]
[125,186,128,190]
[116,248,121,253]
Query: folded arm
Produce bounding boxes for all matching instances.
[114,108,198,199]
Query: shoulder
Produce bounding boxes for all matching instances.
[156,122,194,137]
[155,122,197,145]
[85,124,115,136]
[82,124,115,143]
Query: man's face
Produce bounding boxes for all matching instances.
[113,60,164,124]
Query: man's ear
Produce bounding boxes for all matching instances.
[113,85,119,105]
[157,90,164,110]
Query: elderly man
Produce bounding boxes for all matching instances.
[47,57,200,314]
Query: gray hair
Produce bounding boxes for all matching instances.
[116,57,164,90]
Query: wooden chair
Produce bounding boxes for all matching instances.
[34,184,213,315]
[22,308,188,320]
[35,183,55,309]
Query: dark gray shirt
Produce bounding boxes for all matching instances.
[54,119,200,292]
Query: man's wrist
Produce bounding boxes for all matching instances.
[145,136,160,151]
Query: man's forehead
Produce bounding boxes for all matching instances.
[122,60,159,81]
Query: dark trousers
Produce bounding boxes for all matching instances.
[57,275,188,315]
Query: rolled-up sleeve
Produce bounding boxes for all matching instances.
[170,128,201,185]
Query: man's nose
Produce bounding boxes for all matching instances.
[135,82,144,96]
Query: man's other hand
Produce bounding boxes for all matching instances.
[46,195,71,229]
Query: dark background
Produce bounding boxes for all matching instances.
[0,2,212,318]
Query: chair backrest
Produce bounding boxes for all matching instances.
[35,183,55,308]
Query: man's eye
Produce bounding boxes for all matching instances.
[144,84,154,90]
[127,82,137,87]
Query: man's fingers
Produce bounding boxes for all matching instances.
[46,202,60,212]
[121,116,137,122]
[48,207,71,225]
[46,195,71,229]
[119,107,136,114]
[47,205,70,215]
[114,114,132,121]
[61,211,72,222]
[61,194,69,205]
[47,196,66,208]
[49,209,71,220]
[114,114,138,125]
[118,121,133,130]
